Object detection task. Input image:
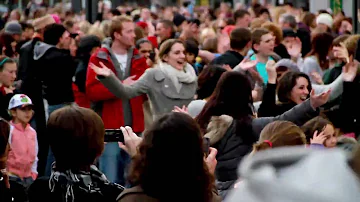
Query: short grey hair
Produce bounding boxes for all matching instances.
[280,14,297,29]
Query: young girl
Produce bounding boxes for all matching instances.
[252,120,327,153]
[301,116,338,148]
[6,94,38,187]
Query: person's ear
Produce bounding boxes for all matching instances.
[253,43,260,52]
[162,54,168,62]
[114,31,121,39]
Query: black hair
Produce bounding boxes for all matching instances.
[185,38,199,58]
[43,24,67,46]
[110,8,121,16]
[136,38,152,49]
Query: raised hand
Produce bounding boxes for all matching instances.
[118,126,143,157]
[333,42,350,63]
[310,71,324,84]
[310,130,327,145]
[310,89,331,109]
[287,38,302,58]
[265,60,277,83]
[205,147,218,174]
[172,105,189,115]
[342,57,359,82]
[235,58,258,71]
[90,62,112,77]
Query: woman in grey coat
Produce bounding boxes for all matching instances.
[91,39,197,119]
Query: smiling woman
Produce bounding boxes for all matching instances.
[91,39,197,119]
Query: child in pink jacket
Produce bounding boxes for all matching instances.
[7,94,38,187]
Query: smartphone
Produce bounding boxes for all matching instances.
[104,129,124,142]
[149,52,156,62]
[203,137,210,157]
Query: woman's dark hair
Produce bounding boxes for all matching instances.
[196,71,256,143]
[0,33,16,58]
[301,12,316,29]
[301,116,333,143]
[128,112,214,202]
[197,65,227,100]
[277,71,312,104]
[306,32,334,70]
[0,56,16,71]
[47,106,105,171]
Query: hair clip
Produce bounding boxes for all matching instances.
[263,140,273,147]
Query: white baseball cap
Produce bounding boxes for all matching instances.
[8,94,33,110]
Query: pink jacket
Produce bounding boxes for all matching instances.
[7,121,38,179]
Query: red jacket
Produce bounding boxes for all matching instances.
[86,46,148,132]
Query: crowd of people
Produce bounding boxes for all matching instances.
[0,1,360,201]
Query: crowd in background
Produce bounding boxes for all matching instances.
[0,0,360,202]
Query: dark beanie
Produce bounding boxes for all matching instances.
[77,35,101,57]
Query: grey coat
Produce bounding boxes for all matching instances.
[99,68,197,118]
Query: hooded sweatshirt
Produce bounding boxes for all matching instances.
[226,147,360,202]
[33,42,76,105]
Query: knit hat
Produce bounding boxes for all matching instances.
[8,94,33,110]
[136,21,148,30]
[222,25,235,36]
[50,14,61,24]
[316,13,333,28]
[77,35,101,57]
[173,13,186,27]
[32,15,56,31]
[4,21,22,35]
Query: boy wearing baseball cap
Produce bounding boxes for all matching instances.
[6,94,38,187]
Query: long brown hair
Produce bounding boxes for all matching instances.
[196,71,256,144]
[128,112,214,202]
[306,32,334,70]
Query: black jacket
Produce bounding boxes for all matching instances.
[210,50,244,69]
[204,100,319,197]
[33,42,77,105]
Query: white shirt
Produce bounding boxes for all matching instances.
[115,54,128,75]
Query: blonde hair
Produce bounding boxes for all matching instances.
[78,21,91,35]
[271,7,287,24]
[253,121,307,152]
[88,26,106,41]
[250,18,267,30]
[343,34,360,56]
[200,28,216,44]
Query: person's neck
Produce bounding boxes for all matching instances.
[111,40,129,55]
[255,53,269,63]
[13,119,27,129]
[232,48,247,56]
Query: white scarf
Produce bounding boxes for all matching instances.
[158,62,197,93]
